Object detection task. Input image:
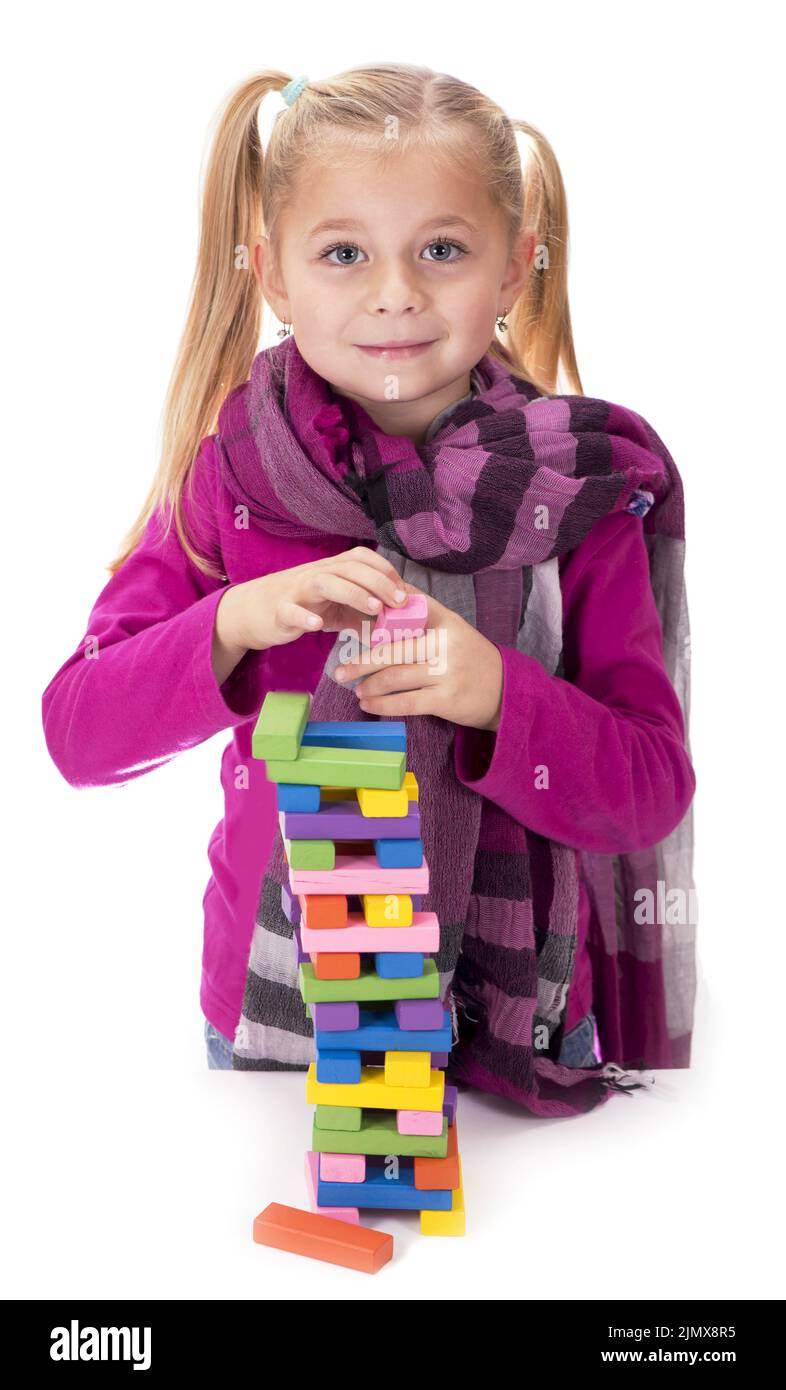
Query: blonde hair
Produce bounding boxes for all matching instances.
[108,63,583,578]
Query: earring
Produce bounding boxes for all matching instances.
[495,307,509,333]
[277,321,292,338]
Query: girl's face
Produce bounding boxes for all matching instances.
[255,144,533,443]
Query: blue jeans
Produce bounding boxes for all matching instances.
[557,1009,601,1067]
[204,1017,234,1070]
[204,1009,601,1070]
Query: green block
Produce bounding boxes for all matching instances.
[312,1112,449,1158]
[252,692,310,762]
[315,1104,362,1132]
[287,838,335,871]
[299,958,440,1004]
[264,745,405,791]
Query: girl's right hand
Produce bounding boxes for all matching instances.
[217,546,410,654]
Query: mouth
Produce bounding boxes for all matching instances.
[354,340,438,359]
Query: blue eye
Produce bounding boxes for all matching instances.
[318,236,467,265]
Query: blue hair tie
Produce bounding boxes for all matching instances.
[281,75,309,107]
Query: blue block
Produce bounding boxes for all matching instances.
[374,951,424,979]
[374,837,423,868]
[301,721,407,753]
[317,1156,452,1211]
[315,1046,362,1084]
[277,783,320,812]
[314,1007,452,1054]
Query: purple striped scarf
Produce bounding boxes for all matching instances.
[218,335,695,1116]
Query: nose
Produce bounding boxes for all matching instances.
[364,257,426,315]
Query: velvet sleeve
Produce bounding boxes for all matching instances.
[41,436,269,788]
[452,511,696,853]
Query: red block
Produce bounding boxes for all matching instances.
[253,1202,393,1273]
[300,894,348,930]
[414,1120,460,1190]
[312,952,360,980]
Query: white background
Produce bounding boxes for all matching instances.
[3,0,784,1301]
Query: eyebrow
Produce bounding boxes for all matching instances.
[306,214,478,238]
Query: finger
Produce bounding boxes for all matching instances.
[316,546,405,586]
[354,660,440,699]
[357,685,436,718]
[277,600,322,633]
[307,571,390,618]
[331,560,409,609]
[341,633,432,678]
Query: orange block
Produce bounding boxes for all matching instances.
[253,1202,393,1273]
[414,1120,460,1190]
[312,952,361,980]
[300,894,348,930]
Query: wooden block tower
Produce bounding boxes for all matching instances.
[251,606,465,1238]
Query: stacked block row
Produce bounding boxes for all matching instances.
[252,670,465,1237]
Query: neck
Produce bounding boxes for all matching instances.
[331,371,473,445]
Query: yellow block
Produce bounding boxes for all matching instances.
[322,775,418,807]
[385,1050,431,1088]
[403,772,419,801]
[357,785,408,818]
[420,1157,466,1236]
[306,1064,444,1113]
[362,893,413,927]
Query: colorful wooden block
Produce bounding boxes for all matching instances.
[403,772,419,801]
[252,692,311,762]
[299,959,440,1004]
[371,594,428,644]
[375,951,424,979]
[303,1151,358,1224]
[292,926,308,966]
[253,1202,392,1272]
[374,837,424,869]
[299,895,348,931]
[265,745,405,791]
[281,884,302,925]
[385,1051,431,1089]
[291,856,429,896]
[310,1002,359,1032]
[312,1112,449,1158]
[319,1152,367,1183]
[420,1158,465,1236]
[443,1084,459,1126]
[313,1006,451,1055]
[315,1104,363,1132]
[315,1047,361,1083]
[285,836,335,871]
[285,802,421,842]
[362,893,413,927]
[306,1063,445,1113]
[317,1157,452,1212]
[356,786,408,818]
[395,998,446,1030]
[300,911,439,956]
[277,783,320,812]
[398,1109,445,1136]
[312,952,360,981]
[301,720,406,753]
[414,1119,460,1191]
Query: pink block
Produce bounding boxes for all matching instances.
[291,855,429,896]
[372,595,428,644]
[300,910,439,955]
[303,1151,359,1223]
[397,1109,444,1136]
[319,1151,367,1183]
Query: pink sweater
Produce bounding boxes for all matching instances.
[41,434,696,1042]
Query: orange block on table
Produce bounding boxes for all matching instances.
[414,1120,461,1190]
[253,1202,393,1273]
[300,894,348,930]
[312,952,361,980]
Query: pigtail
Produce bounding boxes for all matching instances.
[108,70,291,578]
[493,120,584,399]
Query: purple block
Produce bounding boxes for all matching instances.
[281,884,301,926]
[443,1084,458,1126]
[411,896,423,911]
[395,998,446,1030]
[285,800,421,842]
[430,1052,449,1068]
[311,1001,360,1032]
[292,926,308,966]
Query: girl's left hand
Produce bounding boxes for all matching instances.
[335,581,503,732]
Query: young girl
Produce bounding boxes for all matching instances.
[42,64,696,1117]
